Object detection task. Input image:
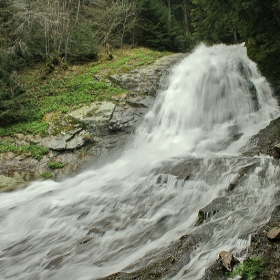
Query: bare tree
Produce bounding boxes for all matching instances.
[94,0,138,48]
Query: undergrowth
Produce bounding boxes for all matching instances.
[0,139,49,160]
[1,48,170,137]
[0,121,49,137]
[41,171,53,179]
[232,257,263,280]
[48,161,64,169]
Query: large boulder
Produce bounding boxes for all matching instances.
[111,53,186,96]
[240,117,280,157]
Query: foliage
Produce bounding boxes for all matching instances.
[41,171,53,179]
[0,0,195,127]
[0,47,169,137]
[0,139,49,160]
[0,121,49,137]
[190,0,280,85]
[195,211,204,226]
[138,0,193,52]
[0,0,28,126]
[48,161,64,169]
[190,0,243,44]
[232,257,263,280]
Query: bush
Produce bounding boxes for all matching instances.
[41,171,53,179]
[232,257,263,280]
[0,139,49,160]
[48,161,64,169]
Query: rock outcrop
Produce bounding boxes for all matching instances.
[240,116,280,157]
[0,53,185,191]
[218,251,237,272]
[267,226,280,241]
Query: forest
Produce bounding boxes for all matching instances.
[1,0,280,127]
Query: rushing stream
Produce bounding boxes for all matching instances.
[1,44,280,280]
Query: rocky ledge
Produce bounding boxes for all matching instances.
[0,53,185,191]
[240,116,280,157]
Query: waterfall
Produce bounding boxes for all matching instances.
[0,44,279,280]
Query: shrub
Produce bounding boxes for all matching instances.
[232,257,263,280]
[0,139,49,160]
[41,171,53,179]
[48,161,64,169]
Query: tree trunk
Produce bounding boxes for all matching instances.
[182,0,190,35]
[234,30,238,43]
[167,0,171,30]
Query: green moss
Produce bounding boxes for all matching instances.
[82,133,94,143]
[0,139,49,160]
[232,257,263,280]
[0,121,49,137]
[105,75,121,87]
[48,161,64,169]
[85,108,98,118]
[41,171,53,179]
[195,211,204,226]
[1,47,172,137]
[48,114,85,136]
[78,147,87,159]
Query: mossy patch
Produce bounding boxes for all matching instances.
[195,212,204,226]
[41,171,53,179]
[46,113,86,136]
[48,161,64,169]
[232,257,263,280]
[0,139,49,160]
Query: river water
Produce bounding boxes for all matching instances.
[0,44,279,280]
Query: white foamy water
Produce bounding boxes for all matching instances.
[0,44,279,280]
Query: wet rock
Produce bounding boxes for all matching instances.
[198,197,228,222]
[112,53,187,96]
[109,106,148,132]
[69,102,115,136]
[219,251,236,271]
[45,255,66,270]
[267,227,280,241]
[227,180,237,192]
[156,174,169,184]
[127,96,154,108]
[77,211,90,220]
[87,228,105,236]
[0,174,25,191]
[97,233,197,280]
[40,102,116,151]
[274,143,280,155]
[78,237,93,245]
[240,117,280,157]
[42,135,69,150]
[183,174,191,181]
[249,81,259,111]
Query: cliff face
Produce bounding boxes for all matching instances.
[0,53,186,191]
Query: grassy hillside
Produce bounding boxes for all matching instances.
[0,48,171,137]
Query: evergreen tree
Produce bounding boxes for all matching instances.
[0,0,28,126]
[190,0,280,85]
[138,0,190,51]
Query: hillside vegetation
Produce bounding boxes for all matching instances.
[1,0,280,129]
[0,47,171,137]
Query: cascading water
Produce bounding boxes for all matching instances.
[0,44,279,280]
